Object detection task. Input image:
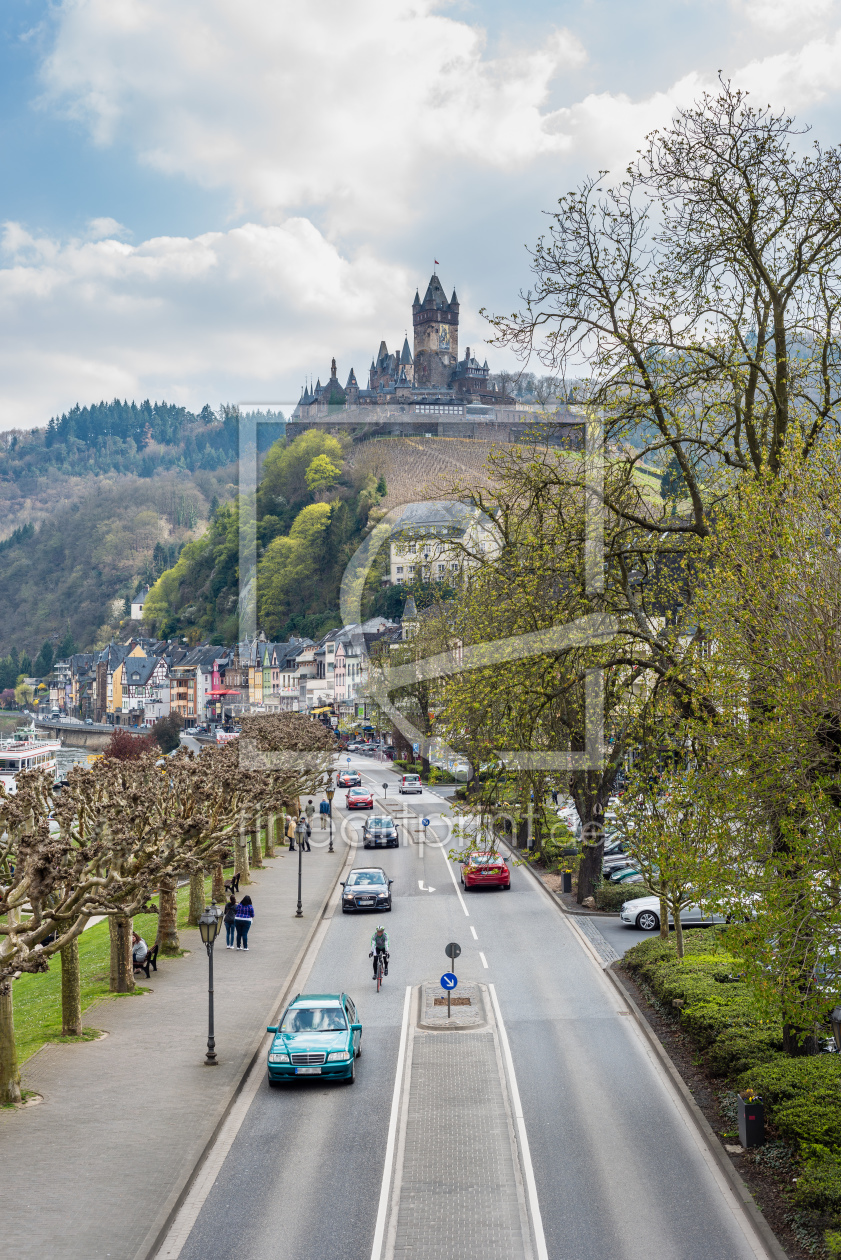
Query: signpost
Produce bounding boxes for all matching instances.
[421,816,430,842]
[442,942,461,1019]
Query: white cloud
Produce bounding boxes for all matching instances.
[738,0,837,35]
[0,218,419,427]
[41,0,585,234]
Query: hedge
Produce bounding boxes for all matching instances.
[595,884,644,912]
[624,932,841,1246]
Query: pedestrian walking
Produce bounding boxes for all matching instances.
[551,787,558,806]
[234,895,254,950]
[297,813,311,852]
[286,813,297,851]
[319,796,330,829]
[305,798,315,828]
[223,893,237,948]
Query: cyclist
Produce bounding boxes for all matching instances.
[369,925,390,979]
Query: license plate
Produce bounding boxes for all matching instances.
[358,898,374,905]
[295,1066,321,1075]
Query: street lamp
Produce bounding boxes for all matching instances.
[326,787,335,853]
[295,815,308,917]
[830,1006,841,1053]
[198,903,223,1066]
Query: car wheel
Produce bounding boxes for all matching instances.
[356,1041,362,1058]
[503,882,511,890]
[268,1077,282,1088]
[636,910,660,931]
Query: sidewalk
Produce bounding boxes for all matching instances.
[0,841,346,1260]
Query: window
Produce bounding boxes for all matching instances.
[396,566,403,574]
[437,563,446,572]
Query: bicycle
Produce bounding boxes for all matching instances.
[374,950,389,992]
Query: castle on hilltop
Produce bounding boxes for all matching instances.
[292,272,507,420]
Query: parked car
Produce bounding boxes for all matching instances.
[84,717,94,725]
[341,866,393,912]
[266,992,362,1085]
[460,853,511,891]
[619,895,727,932]
[399,773,422,794]
[337,771,362,788]
[345,742,363,752]
[346,786,374,810]
[362,816,399,848]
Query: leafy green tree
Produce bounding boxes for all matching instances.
[305,454,341,496]
[257,430,343,512]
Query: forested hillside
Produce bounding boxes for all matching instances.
[0,400,283,538]
[143,429,387,644]
[0,473,236,656]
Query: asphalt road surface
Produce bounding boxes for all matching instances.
[174,753,763,1260]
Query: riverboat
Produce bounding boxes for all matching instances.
[0,728,61,793]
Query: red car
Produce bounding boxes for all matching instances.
[461,853,511,891]
[346,787,374,810]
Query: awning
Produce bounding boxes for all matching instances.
[207,689,242,696]
[311,705,333,714]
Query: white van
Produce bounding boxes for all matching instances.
[399,773,422,794]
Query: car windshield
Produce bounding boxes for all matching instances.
[349,787,367,795]
[347,870,386,885]
[281,1005,347,1033]
[403,775,420,782]
[471,854,503,865]
[369,818,392,829]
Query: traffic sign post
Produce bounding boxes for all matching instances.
[443,942,461,1018]
[421,816,430,842]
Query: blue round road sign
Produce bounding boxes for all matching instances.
[441,972,458,990]
[422,817,430,827]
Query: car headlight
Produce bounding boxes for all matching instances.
[268,1052,290,1063]
[327,1051,351,1062]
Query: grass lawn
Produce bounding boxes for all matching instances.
[12,867,238,1066]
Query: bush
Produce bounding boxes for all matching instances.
[103,728,157,760]
[393,759,423,775]
[739,1057,841,1151]
[794,1153,841,1214]
[595,884,641,911]
[623,934,784,1076]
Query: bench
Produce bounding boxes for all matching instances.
[133,944,158,978]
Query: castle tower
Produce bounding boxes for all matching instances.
[413,274,459,389]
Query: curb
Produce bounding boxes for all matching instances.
[500,835,790,1260]
[134,842,353,1260]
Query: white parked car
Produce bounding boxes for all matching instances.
[619,896,727,933]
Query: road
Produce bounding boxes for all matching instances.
[169,753,765,1260]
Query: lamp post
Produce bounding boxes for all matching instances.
[198,903,223,1066]
[295,816,307,917]
[326,787,335,853]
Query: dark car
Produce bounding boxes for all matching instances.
[362,816,399,848]
[337,771,362,788]
[341,867,393,912]
[346,787,374,810]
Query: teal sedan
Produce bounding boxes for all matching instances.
[267,992,362,1085]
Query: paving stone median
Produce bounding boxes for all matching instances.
[0,842,346,1260]
[389,986,533,1260]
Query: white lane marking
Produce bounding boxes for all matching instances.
[156,913,333,1259]
[470,925,478,940]
[370,986,413,1260]
[479,952,489,969]
[417,880,436,893]
[438,844,470,917]
[489,984,549,1260]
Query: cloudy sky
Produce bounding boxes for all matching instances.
[2,0,841,430]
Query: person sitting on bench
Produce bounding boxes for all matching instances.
[132,932,149,970]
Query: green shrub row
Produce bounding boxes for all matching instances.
[595,884,643,911]
[625,934,841,1250]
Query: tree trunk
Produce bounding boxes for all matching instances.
[576,831,604,903]
[0,978,21,1106]
[782,1023,819,1056]
[674,908,685,960]
[156,877,180,954]
[235,831,252,885]
[188,869,205,926]
[658,883,669,940]
[61,934,83,1035]
[265,814,276,859]
[249,829,263,869]
[211,862,226,903]
[109,914,135,992]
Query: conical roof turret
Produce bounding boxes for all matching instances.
[400,336,413,364]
